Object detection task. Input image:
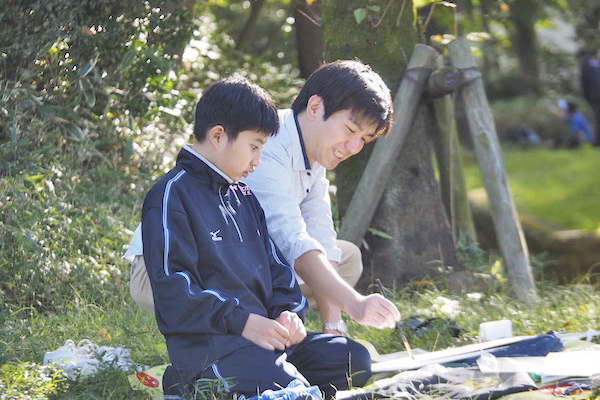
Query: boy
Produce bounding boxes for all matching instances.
[141,78,371,398]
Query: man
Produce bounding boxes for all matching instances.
[243,60,399,335]
[577,50,600,147]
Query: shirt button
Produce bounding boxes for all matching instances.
[307,172,311,176]
[306,189,309,193]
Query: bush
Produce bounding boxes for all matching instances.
[0,0,193,117]
[0,4,303,313]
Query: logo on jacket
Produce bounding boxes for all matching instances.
[210,230,222,242]
[239,185,252,196]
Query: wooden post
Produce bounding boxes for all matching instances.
[429,55,477,244]
[448,38,537,302]
[339,44,439,245]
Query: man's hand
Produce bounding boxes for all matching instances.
[276,311,307,347]
[348,294,400,329]
[241,313,289,351]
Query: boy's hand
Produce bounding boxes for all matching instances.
[241,313,289,351]
[276,311,307,347]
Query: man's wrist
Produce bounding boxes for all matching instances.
[345,293,364,321]
[322,320,348,335]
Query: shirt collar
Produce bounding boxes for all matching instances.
[293,111,311,170]
[283,110,312,171]
[182,144,234,184]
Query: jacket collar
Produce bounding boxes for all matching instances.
[176,145,233,192]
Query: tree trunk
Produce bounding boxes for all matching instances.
[429,56,477,244]
[478,0,500,77]
[509,0,540,93]
[323,0,458,291]
[235,0,266,51]
[293,0,325,78]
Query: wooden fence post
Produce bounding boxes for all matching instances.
[429,54,477,244]
[339,44,439,246]
[448,37,537,302]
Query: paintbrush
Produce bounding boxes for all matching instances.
[376,278,415,360]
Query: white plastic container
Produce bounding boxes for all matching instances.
[479,320,513,342]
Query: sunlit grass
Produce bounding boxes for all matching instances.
[463,146,600,231]
[2,284,598,398]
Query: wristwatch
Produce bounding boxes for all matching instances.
[322,320,348,335]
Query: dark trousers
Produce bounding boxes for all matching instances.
[592,101,600,147]
[163,333,372,399]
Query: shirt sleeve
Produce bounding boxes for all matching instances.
[300,168,342,263]
[246,143,331,267]
[142,190,249,337]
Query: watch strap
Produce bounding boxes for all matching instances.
[322,320,348,335]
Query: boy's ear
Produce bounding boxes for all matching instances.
[306,95,324,121]
[207,125,226,149]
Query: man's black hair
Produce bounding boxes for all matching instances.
[193,77,279,142]
[291,60,393,138]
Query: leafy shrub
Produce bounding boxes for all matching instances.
[0,0,194,116]
[0,3,303,313]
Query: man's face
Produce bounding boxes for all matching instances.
[310,109,379,170]
[217,129,267,182]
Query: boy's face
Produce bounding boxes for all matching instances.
[309,108,379,170]
[216,129,267,182]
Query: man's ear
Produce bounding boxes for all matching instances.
[207,125,226,149]
[306,95,324,121]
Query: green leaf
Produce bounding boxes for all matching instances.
[24,174,45,184]
[67,123,85,142]
[367,5,381,12]
[353,8,368,24]
[116,48,136,73]
[78,78,96,107]
[368,228,393,239]
[11,122,18,142]
[36,40,56,58]
[79,56,98,78]
[413,0,436,9]
[123,138,134,164]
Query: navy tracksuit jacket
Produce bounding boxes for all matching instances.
[141,147,307,380]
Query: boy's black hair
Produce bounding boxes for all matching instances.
[291,60,393,139]
[193,77,279,142]
[567,101,578,113]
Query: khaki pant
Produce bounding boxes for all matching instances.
[129,239,363,314]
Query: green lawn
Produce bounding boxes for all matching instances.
[1,284,598,398]
[463,145,600,232]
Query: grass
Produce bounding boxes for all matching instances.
[1,283,598,398]
[463,145,600,232]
